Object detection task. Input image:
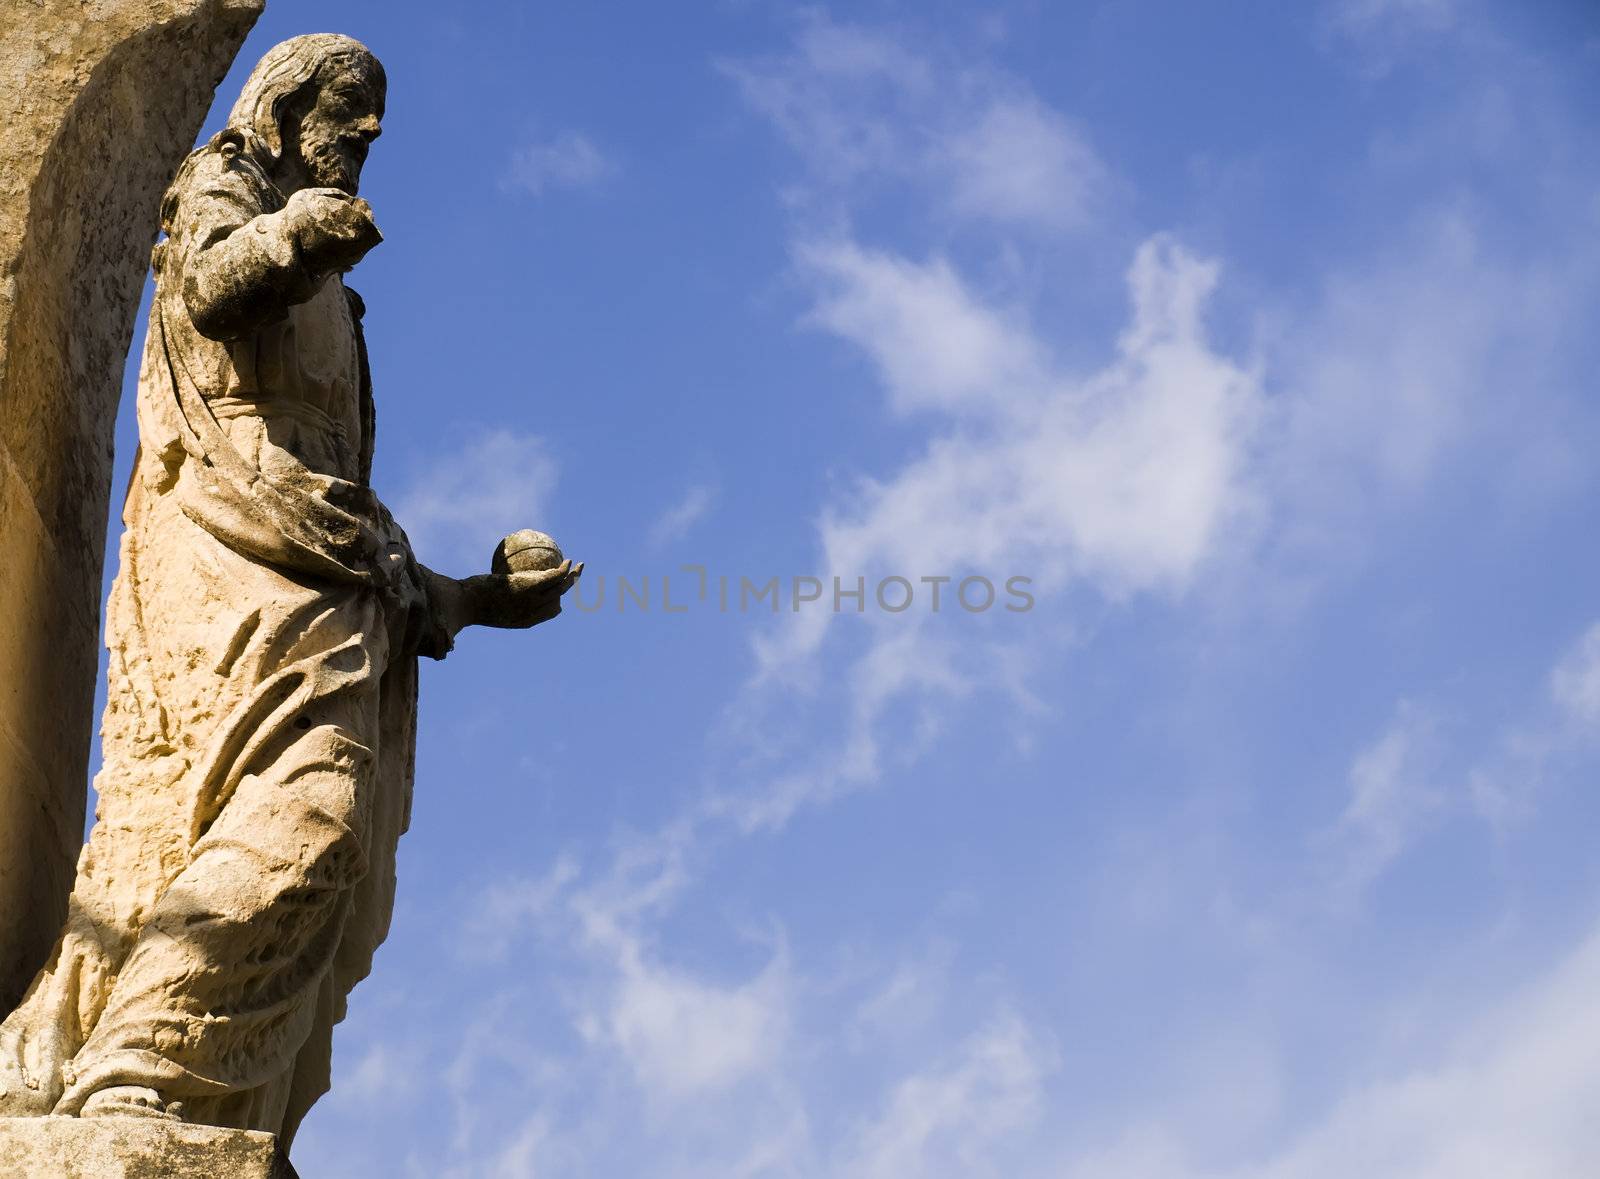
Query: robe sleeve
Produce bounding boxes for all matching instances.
[145,144,391,589]
[174,149,328,342]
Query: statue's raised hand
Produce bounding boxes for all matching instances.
[285,187,383,272]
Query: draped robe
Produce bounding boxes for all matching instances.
[0,130,444,1145]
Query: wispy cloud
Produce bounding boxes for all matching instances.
[1060,918,1600,1179]
[1550,622,1600,729]
[724,16,1108,231]
[1324,701,1443,900]
[939,93,1109,230]
[796,241,1046,416]
[460,853,580,962]
[338,1039,426,1107]
[296,8,1600,1178]
[393,29,1266,1155]
[807,234,1256,593]
[1320,0,1465,75]
[383,31,1264,1164]
[726,230,1261,833]
[593,941,791,1101]
[841,1012,1051,1179]
[702,16,1266,849]
[1328,0,1461,39]
[392,427,559,570]
[648,482,719,549]
[505,129,618,197]
[1471,622,1600,826]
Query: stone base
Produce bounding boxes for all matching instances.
[0,1116,298,1178]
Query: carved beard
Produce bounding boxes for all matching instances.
[299,130,364,193]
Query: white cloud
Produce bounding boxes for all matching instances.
[1044,917,1600,1179]
[1269,213,1480,496]
[1234,919,1600,1179]
[392,428,559,570]
[455,821,792,1108]
[1325,702,1442,898]
[296,8,1600,1178]
[738,231,1260,821]
[808,235,1250,592]
[434,1003,588,1179]
[1330,0,1460,37]
[1470,622,1600,826]
[729,627,970,833]
[799,241,1046,416]
[840,1012,1051,1179]
[460,853,580,962]
[597,946,790,1101]
[505,130,617,197]
[939,93,1108,230]
[847,942,954,1049]
[562,831,792,1102]
[478,1114,559,1179]
[1246,196,1600,607]
[648,482,719,549]
[709,13,1258,844]
[823,235,1254,596]
[722,20,934,190]
[1320,0,1464,76]
[337,1039,425,1107]
[725,16,1107,230]
[1550,622,1600,728]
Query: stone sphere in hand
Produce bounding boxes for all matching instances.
[492,530,564,575]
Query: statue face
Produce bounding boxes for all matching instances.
[289,65,385,194]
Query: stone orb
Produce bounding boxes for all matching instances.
[492,529,564,575]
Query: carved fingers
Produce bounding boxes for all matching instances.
[285,186,383,273]
[470,559,583,630]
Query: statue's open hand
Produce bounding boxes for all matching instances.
[286,187,383,272]
[468,560,583,630]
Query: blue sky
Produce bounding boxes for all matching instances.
[95,0,1600,1174]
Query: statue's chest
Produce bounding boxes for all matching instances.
[226,278,361,432]
[216,277,364,481]
[287,278,359,411]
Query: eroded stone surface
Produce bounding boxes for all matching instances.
[0,1116,298,1179]
[0,32,580,1148]
[0,0,265,1016]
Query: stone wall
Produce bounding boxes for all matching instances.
[0,0,264,1013]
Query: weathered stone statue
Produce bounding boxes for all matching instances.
[0,0,267,1025]
[0,33,576,1155]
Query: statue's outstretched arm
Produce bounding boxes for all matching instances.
[415,561,582,649]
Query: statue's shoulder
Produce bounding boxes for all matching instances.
[161,129,282,230]
[192,129,282,209]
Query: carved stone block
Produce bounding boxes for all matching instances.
[0,1117,298,1178]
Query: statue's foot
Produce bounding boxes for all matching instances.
[79,1084,180,1120]
[0,1059,50,1116]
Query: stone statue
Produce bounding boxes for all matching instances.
[0,33,577,1148]
[0,0,266,1022]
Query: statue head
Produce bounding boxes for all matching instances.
[225,33,386,194]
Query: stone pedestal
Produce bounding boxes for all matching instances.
[0,1117,298,1178]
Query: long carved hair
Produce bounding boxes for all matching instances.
[225,33,386,163]
[156,34,384,243]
